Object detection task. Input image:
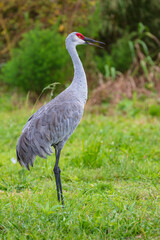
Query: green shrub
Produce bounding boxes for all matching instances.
[148,104,160,117]
[1,27,69,93]
[96,34,133,74]
[107,35,133,72]
[96,22,157,76]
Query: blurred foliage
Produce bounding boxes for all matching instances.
[148,104,160,117]
[107,34,132,72]
[1,26,69,93]
[96,0,160,78]
[96,22,160,78]
[96,33,133,75]
[0,0,99,62]
[100,0,160,52]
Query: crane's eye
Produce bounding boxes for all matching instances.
[76,33,84,40]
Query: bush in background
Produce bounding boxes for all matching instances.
[96,33,133,75]
[96,22,159,79]
[1,26,69,93]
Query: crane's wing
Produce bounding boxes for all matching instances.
[16,100,83,169]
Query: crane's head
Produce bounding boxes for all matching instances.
[65,32,105,49]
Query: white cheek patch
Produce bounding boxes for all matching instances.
[76,38,85,45]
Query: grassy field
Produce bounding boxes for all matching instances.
[0,97,160,239]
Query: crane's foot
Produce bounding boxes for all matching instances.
[54,166,64,206]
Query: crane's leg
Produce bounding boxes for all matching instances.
[54,148,64,205]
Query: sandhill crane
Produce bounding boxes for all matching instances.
[16,32,104,205]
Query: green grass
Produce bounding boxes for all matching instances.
[0,98,160,239]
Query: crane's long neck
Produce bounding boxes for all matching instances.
[66,44,88,104]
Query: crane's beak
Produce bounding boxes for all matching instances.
[84,37,105,48]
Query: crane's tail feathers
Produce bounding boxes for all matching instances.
[16,144,35,170]
[16,132,53,170]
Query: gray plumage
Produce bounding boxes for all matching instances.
[16,32,87,170]
[16,32,104,204]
